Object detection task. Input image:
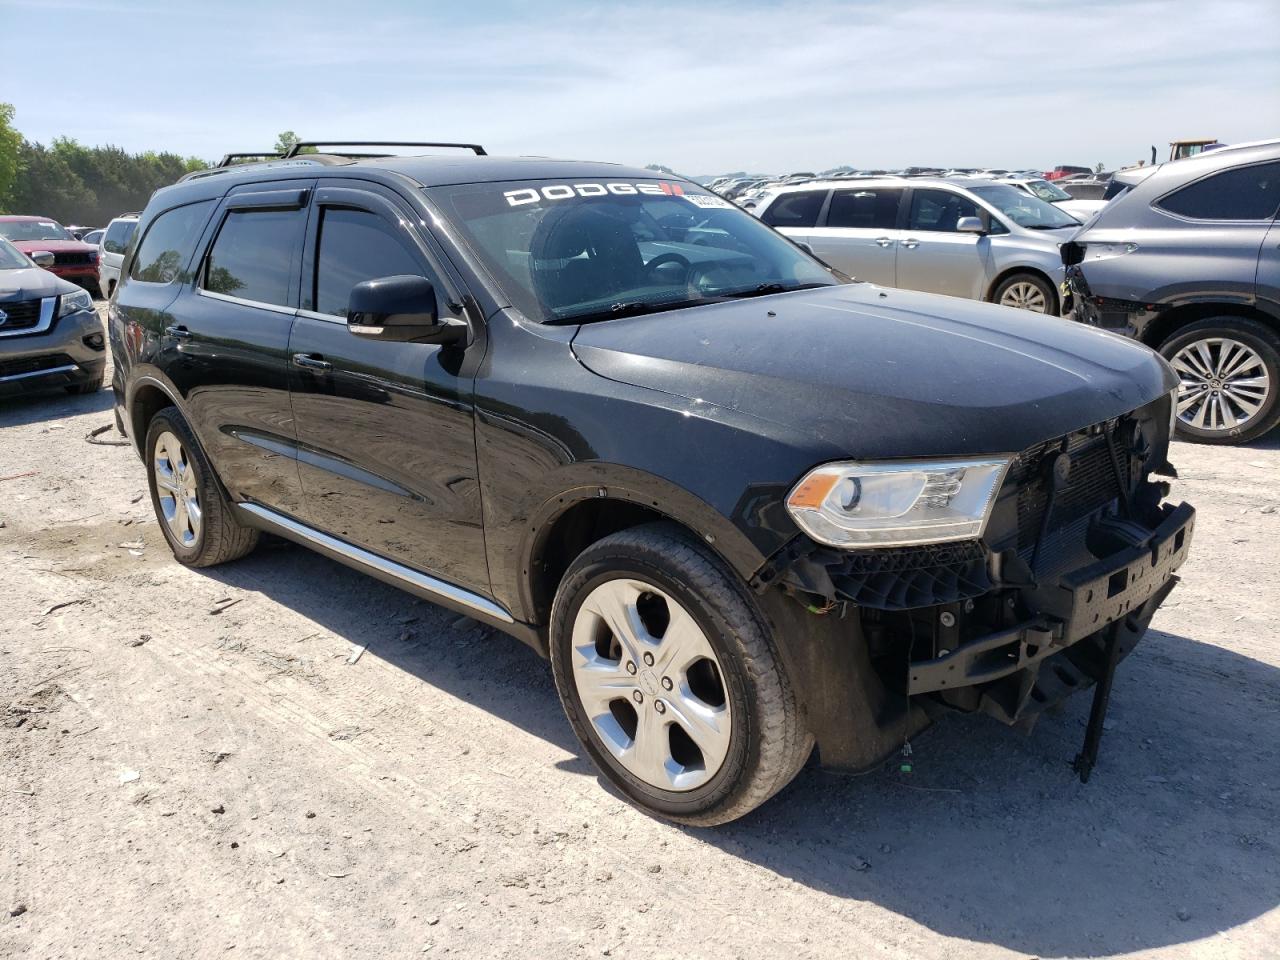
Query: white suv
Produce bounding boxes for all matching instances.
[97,213,139,299]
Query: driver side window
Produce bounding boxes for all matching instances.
[907,189,981,233]
[313,207,430,317]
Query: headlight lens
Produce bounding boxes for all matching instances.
[786,458,1011,548]
[56,288,93,318]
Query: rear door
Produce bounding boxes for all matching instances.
[895,187,987,299]
[165,184,310,516]
[807,186,903,285]
[287,183,489,595]
[758,189,828,251]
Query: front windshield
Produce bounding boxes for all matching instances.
[0,237,30,269]
[0,219,74,242]
[1020,179,1072,203]
[969,184,1079,229]
[427,179,839,323]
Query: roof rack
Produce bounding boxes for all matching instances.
[216,152,284,168]
[282,140,487,159]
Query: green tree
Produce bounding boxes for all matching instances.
[0,103,22,211]
[274,130,301,155]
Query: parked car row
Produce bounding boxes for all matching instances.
[0,215,102,296]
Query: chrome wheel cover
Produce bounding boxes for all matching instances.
[1170,337,1270,434]
[570,578,732,792]
[999,280,1048,313]
[153,431,202,546]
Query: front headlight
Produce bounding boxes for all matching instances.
[56,288,93,318]
[785,457,1011,548]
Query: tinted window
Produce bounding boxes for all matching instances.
[0,219,73,242]
[907,189,982,232]
[103,219,137,255]
[761,190,827,228]
[201,208,304,306]
[826,188,902,229]
[129,202,212,283]
[314,208,426,316]
[1158,162,1280,221]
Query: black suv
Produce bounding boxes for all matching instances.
[111,142,1195,824]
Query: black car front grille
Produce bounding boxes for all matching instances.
[0,353,75,378]
[53,252,93,266]
[0,298,43,331]
[1008,421,1125,556]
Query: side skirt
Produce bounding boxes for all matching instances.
[235,502,544,654]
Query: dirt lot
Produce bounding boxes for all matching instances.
[2,312,1278,960]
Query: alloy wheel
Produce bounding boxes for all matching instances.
[570,578,732,792]
[999,281,1048,313]
[153,431,202,546]
[1170,337,1271,434]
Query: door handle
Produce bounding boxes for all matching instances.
[875,237,894,248]
[292,352,332,371]
[900,238,920,249]
[164,325,191,339]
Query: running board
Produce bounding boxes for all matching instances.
[235,502,516,626]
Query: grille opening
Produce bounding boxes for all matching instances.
[1107,569,1128,598]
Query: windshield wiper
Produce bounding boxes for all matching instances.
[546,297,715,326]
[721,281,835,299]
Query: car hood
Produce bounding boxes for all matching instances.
[9,238,97,254]
[0,265,77,301]
[571,283,1174,459]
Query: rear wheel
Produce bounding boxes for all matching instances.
[550,523,810,825]
[1159,318,1280,444]
[145,408,259,567]
[993,272,1056,315]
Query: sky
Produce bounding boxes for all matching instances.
[2,0,1278,175]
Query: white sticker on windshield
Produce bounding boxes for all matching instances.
[684,194,732,209]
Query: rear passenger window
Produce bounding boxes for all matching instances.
[103,219,137,255]
[907,189,981,232]
[313,208,425,316]
[1157,162,1280,220]
[129,202,211,284]
[826,188,902,229]
[761,191,826,228]
[201,208,305,307]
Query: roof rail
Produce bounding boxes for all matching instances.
[282,140,487,158]
[216,152,284,168]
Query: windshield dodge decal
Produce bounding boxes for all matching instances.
[504,181,691,206]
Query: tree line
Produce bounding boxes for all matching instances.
[0,102,208,227]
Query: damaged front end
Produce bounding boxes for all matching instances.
[760,393,1194,780]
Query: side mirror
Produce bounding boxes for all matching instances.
[346,275,466,346]
[30,250,55,268]
[956,217,985,234]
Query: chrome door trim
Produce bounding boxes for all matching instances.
[196,288,298,316]
[236,502,515,624]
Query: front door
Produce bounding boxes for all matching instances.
[807,186,903,285]
[287,184,489,595]
[895,188,987,299]
[162,185,310,516]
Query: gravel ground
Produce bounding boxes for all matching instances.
[2,308,1278,959]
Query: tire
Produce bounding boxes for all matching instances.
[1158,317,1280,444]
[992,272,1057,315]
[144,407,259,567]
[66,378,100,395]
[549,522,811,825]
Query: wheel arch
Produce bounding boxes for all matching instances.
[985,264,1059,312]
[519,472,769,637]
[1139,301,1279,350]
[127,374,184,458]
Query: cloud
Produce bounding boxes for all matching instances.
[3,0,1277,172]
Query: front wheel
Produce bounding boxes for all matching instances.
[1159,318,1280,444]
[992,272,1056,315]
[550,523,811,825]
